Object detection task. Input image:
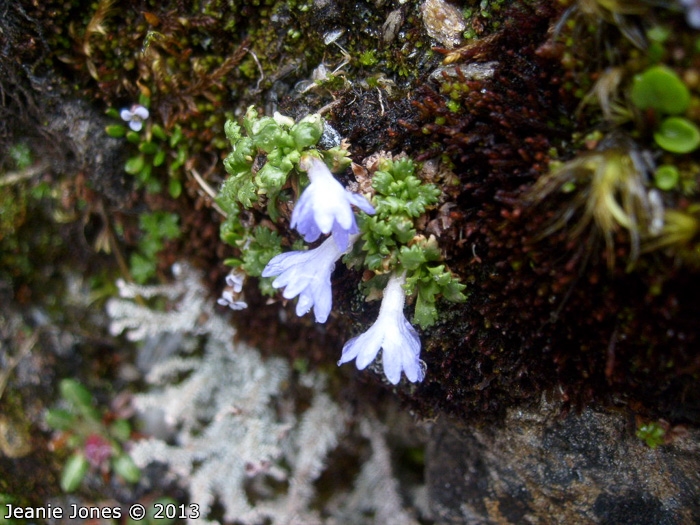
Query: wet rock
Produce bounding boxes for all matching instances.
[426,399,700,524]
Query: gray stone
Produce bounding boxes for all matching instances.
[426,398,700,524]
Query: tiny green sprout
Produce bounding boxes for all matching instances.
[8,143,33,170]
[654,117,700,154]
[446,99,461,113]
[653,165,680,190]
[359,50,379,67]
[630,66,690,115]
[636,421,666,449]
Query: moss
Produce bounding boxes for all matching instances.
[2,0,697,428]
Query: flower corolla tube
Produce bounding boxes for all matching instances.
[338,273,425,385]
[261,235,348,323]
[291,156,375,251]
[120,104,150,132]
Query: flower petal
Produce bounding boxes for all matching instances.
[133,106,150,120]
[346,192,376,215]
[295,291,314,316]
[261,237,343,323]
[310,276,333,323]
[262,251,306,278]
[352,325,384,370]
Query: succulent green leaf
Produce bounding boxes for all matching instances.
[125,155,145,175]
[654,165,680,190]
[255,162,290,193]
[151,124,167,141]
[225,119,243,143]
[290,114,323,149]
[112,453,141,483]
[630,66,690,115]
[636,422,666,449]
[223,137,255,176]
[139,141,159,155]
[105,124,127,138]
[442,279,467,302]
[654,117,700,154]
[421,235,442,261]
[169,125,184,147]
[45,408,76,431]
[239,226,284,278]
[109,419,132,442]
[365,252,388,271]
[59,379,94,412]
[251,117,287,151]
[60,453,89,492]
[153,148,166,167]
[168,178,182,199]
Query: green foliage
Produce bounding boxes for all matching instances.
[630,66,690,115]
[636,421,666,449]
[45,379,140,493]
[359,50,378,67]
[628,65,700,154]
[653,165,680,190]
[224,226,306,296]
[218,107,325,292]
[221,106,323,218]
[0,494,20,525]
[130,211,181,284]
[237,226,283,277]
[7,143,33,170]
[219,112,465,328]
[60,453,90,493]
[653,117,700,154]
[107,105,188,198]
[356,158,465,328]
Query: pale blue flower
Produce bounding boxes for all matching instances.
[261,236,347,323]
[120,104,149,131]
[291,156,375,251]
[338,273,425,385]
[217,271,248,310]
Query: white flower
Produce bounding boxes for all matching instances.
[338,273,425,385]
[217,270,248,310]
[261,236,348,323]
[291,156,375,251]
[120,104,150,132]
